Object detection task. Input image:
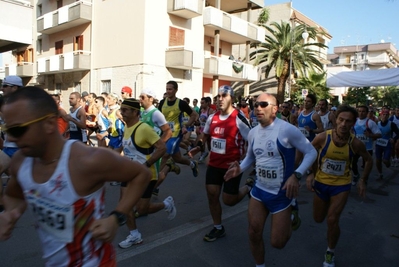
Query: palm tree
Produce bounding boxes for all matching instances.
[292,70,332,103]
[250,21,327,104]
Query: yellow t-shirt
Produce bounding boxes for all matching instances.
[315,130,355,186]
[122,122,160,180]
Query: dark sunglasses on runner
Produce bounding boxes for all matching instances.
[254,101,275,108]
[3,114,55,138]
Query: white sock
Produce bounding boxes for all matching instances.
[130,229,139,236]
[190,161,195,168]
[327,247,335,253]
[163,200,171,210]
[214,224,222,230]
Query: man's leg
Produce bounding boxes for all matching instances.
[206,184,222,225]
[248,197,268,265]
[221,173,251,207]
[326,191,350,250]
[269,206,292,249]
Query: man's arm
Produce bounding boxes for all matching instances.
[311,113,325,134]
[329,111,337,129]
[180,101,198,127]
[145,140,166,166]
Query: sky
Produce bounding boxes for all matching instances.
[264,0,399,53]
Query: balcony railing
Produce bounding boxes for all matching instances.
[203,6,265,44]
[165,47,203,70]
[5,62,34,77]
[167,0,203,19]
[37,51,91,74]
[37,1,92,34]
[203,56,258,81]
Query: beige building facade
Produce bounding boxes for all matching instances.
[2,0,266,107]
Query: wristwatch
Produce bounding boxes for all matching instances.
[109,211,127,226]
[294,171,302,181]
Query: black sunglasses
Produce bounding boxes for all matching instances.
[254,101,275,108]
[2,84,12,88]
[3,114,55,138]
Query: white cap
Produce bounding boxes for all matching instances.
[141,87,156,99]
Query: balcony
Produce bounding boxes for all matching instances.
[203,6,265,44]
[205,0,263,13]
[37,51,91,74]
[5,62,34,77]
[37,1,92,35]
[165,48,203,70]
[203,56,258,81]
[167,0,203,19]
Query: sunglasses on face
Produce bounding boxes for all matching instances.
[2,84,12,88]
[254,101,275,108]
[3,114,55,138]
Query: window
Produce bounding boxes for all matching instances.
[16,49,34,65]
[74,82,81,93]
[73,35,84,52]
[169,27,185,47]
[101,80,111,93]
[37,4,42,17]
[55,83,62,95]
[210,46,222,56]
[57,0,63,9]
[37,39,42,55]
[55,40,63,55]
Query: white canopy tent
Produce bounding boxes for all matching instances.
[327,68,399,87]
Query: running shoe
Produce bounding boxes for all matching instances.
[152,188,159,196]
[245,176,256,198]
[164,196,177,220]
[291,209,301,231]
[198,151,209,164]
[118,234,143,249]
[166,159,181,175]
[323,251,335,267]
[203,226,226,242]
[351,174,360,186]
[191,160,199,177]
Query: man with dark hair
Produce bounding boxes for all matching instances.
[307,105,372,267]
[298,94,324,141]
[281,101,297,126]
[0,86,150,266]
[318,99,336,131]
[65,92,87,142]
[154,81,199,193]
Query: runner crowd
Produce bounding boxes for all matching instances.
[0,75,397,267]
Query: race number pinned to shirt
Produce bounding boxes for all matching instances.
[168,122,175,132]
[26,194,73,243]
[376,138,388,147]
[211,137,226,154]
[256,165,282,194]
[356,134,368,143]
[69,121,78,131]
[321,158,346,176]
[298,127,310,137]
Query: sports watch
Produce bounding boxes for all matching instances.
[294,171,302,181]
[109,211,127,226]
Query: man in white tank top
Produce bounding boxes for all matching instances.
[318,99,336,131]
[0,87,151,266]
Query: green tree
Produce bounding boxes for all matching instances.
[343,87,370,107]
[291,70,331,103]
[250,21,327,104]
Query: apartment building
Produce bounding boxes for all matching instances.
[233,2,332,97]
[327,42,399,102]
[2,0,265,106]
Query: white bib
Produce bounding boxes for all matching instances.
[376,138,388,147]
[321,158,346,176]
[298,127,310,137]
[26,194,73,243]
[68,121,78,131]
[168,122,175,132]
[211,137,226,154]
[256,164,282,194]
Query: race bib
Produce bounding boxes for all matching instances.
[376,138,388,147]
[256,165,282,193]
[182,117,189,124]
[153,126,162,136]
[298,127,310,137]
[168,122,175,132]
[211,137,226,154]
[356,134,368,143]
[26,194,73,243]
[321,159,346,176]
[69,121,78,131]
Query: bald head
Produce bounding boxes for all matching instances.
[257,93,277,105]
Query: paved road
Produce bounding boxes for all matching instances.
[1,150,399,267]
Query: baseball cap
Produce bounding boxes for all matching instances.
[81,91,89,97]
[331,106,337,111]
[218,85,234,96]
[121,98,140,110]
[2,75,23,87]
[121,86,132,94]
[141,87,156,99]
